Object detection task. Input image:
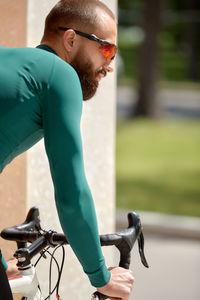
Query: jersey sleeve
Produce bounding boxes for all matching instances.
[42,57,110,287]
[0,250,8,270]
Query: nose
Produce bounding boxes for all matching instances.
[104,59,115,73]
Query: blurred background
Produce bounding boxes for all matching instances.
[115,1,200,299]
[116,0,200,216]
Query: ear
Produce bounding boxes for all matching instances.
[63,29,76,52]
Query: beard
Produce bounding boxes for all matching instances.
[70,51,104,101]
[76,64,99,101]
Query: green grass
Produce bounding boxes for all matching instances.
[116,119,200,217]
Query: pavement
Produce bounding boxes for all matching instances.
[115,210,200,300]
[117,86,200,118]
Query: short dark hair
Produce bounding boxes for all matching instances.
[42,0,116,38]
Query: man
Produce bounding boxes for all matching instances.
[0,0,134,299]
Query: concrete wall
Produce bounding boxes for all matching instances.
[0,0,27,260]
[0,0,117,299]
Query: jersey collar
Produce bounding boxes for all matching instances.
[36,44,58,56]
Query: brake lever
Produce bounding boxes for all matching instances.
[138,231,149,268]
[92,212,149,300]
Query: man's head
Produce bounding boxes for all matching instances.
[41,0,117,100]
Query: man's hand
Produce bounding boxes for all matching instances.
[6,258,20,278]
[97,267,134,300]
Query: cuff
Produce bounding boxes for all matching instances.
[86,264,111,288]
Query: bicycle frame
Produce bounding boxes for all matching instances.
[9,265,43,300]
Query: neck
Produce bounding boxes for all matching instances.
[40,40,71,63]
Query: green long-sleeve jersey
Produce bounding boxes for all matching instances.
[0,45,110,287]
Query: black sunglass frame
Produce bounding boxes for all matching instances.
[58,27,117,48]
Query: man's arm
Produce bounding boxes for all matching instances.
[42,58,110,287]
[0,250,8,270]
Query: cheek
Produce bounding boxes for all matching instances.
[89,50,105,70]
[89,60,102,78]
[76,45,104,76]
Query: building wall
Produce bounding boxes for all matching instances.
[0,2,27,299]
[0,0,27,260]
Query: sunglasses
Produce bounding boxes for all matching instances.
[58,27,117,62]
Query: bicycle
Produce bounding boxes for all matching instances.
[1,207,149,300]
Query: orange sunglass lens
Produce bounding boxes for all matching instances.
[99,44,117,61]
